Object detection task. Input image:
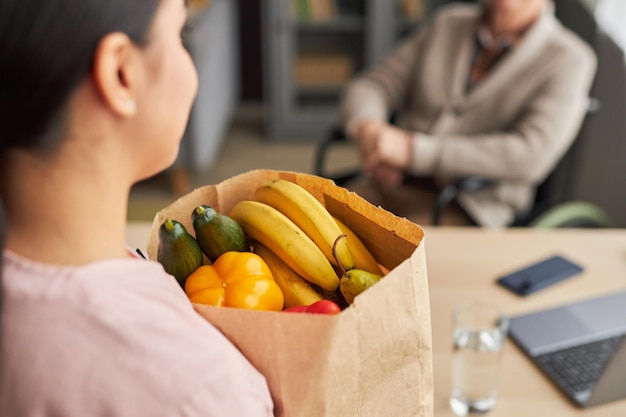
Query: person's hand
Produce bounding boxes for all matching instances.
[353,118,384,162]
[355,122,413,187]
[376,124,412,169]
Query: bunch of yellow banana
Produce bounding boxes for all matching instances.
[254,179,355,270]
[333,216,383,276]
[229,199,339,291]
[229,179,383,303]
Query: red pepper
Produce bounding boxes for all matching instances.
[283,300,341,315]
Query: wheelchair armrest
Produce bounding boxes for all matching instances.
[528,201,613,228]
[432,176,495,225]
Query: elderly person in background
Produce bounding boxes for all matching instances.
[340,0,597,228]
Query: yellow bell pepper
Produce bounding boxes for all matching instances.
[184,251,284,311]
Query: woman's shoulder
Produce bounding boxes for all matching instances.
[548,21,597,68]
[417,3,480,43]
[431,2,481,26]
[530,12,597,80]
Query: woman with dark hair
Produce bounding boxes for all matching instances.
[0,1,274,415]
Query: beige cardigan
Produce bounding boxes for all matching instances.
[340,3,597,228]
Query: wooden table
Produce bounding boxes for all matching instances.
[126,223,626,416]
[422,226,626,416]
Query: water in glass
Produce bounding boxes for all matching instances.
[450,303,508,416]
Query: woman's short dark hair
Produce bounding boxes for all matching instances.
[0,0,161,313]
[0,0,161,154]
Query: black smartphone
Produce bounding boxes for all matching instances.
[497,255,584,296]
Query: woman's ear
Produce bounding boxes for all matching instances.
[92,32,140,118]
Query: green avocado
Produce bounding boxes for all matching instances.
[192,205,250,262]
[157,218,204,288]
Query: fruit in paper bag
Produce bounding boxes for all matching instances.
[339,268,382,305]
[283,300,341,314]
[229,200,340,291]
[333,216,383,276]
[254,179,355,271]
[158,219,204,287]
[332,234,382,304]
[192,204,249,262]
[253,241,323,308]
[184,251,284,311]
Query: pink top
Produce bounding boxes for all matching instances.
[0,250,274,417]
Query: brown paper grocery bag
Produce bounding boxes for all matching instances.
[146,170,433,417]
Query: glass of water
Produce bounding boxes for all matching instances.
[449,302,509,416]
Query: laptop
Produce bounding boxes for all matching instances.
[508,290,626,408]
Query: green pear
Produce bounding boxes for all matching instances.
[332,232,382,305]
[339,269,382,304]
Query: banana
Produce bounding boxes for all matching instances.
[333,216,384,276]
[253,241,323,308]
[229,200,339,291]
[254,179,355,271]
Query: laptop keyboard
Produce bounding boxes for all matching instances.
[535,335,624,398]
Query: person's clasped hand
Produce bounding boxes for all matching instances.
[354,120,413,188]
